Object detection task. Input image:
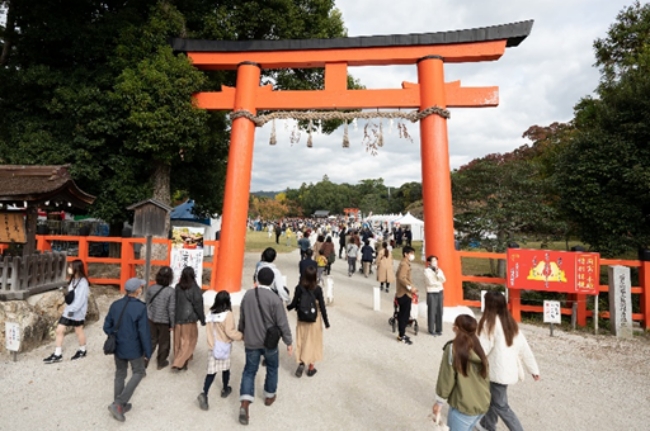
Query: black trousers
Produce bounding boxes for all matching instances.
[397,295,412,338]
[149,320,171,366]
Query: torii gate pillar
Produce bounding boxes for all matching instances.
[417,55,461,305]
[214,62,261,293]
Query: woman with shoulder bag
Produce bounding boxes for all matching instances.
[197,291,243,411]
[145,266,175,370]
[44,260,90,364]
[172,267,206,372]
[433,314,491,431]
[287,266,330,378]
[475,291,540,431]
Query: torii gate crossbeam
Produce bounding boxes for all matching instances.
[172,20,533,307]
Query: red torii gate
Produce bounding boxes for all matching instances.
[172,21,533,306]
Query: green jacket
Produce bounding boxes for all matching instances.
[436,341,491,416]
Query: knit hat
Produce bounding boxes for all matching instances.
[125,278,145,293]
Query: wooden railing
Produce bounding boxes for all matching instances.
[35,236,220,291]
[0,251,68,300]
[457,250,650,330]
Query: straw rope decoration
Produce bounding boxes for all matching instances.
[229,106,450,154]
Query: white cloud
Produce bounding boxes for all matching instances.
[247,0,631,191]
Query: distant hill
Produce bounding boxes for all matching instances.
[251,190,279,199]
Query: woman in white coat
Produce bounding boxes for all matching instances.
[476,291,540,431]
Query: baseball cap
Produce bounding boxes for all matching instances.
[125,278,145,293]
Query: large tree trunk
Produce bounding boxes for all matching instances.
[138,160,172,282]
[0,1,16,67]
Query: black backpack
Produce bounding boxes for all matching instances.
[297,286,317,323]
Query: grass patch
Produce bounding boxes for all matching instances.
[245,230,297,253]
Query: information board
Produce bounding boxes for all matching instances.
[543,300,562,324]
[5,321,21,352]
[0,212,26,243]
[507,249,599,295]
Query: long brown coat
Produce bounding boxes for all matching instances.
[395,257,414,299]
[376,253,395,283]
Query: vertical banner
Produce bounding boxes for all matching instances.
[170,226,205,286]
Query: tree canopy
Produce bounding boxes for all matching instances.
[0,0,348,226]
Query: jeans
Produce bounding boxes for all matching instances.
[347,257,357,275]
[447,407,483,431]
[480,382,524,431]
[114,356,146,406]
[397,295,412,337]
[426,292,444,334]
[240,347,279,403]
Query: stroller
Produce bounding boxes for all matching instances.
[388,292,419,335]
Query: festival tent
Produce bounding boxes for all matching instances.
[170,200,221,256]
[393,212,424,241]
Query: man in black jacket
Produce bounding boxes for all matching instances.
[299,249,317,279]
[104,278,152,422]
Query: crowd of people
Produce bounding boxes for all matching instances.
[44,225,539,430]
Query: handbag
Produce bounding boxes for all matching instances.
[64,278,82,305]
[212,322,232,360]
[64,289,75,305]
[255,287,282,350]
[103,298,130,355]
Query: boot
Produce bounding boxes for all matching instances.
[239,400,250,425]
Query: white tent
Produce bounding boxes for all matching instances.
[393,212,424,241]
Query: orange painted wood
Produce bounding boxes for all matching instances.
[461,275,507,285]
[213,63,261,294]
[187,40,508,69]
[508,288,521,322]
[640,261,650,329]
[459,251,507,259]
[418,57,460,307]
[600,259,641,267]
[325,62,348,91]
[194,81,498,110]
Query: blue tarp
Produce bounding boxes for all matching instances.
[170,200,210,226]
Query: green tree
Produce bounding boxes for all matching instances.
[554,1,650,256]
[0,0,349,227]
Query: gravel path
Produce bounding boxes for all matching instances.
[1,248,649,430]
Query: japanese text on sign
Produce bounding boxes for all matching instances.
[543,300,561,324]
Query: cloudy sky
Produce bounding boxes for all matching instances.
[248,0,632,192]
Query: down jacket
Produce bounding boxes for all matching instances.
[478,317,539,385]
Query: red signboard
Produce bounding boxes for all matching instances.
[507,249,599,295]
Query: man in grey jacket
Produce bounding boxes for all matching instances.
[238,268,293,426]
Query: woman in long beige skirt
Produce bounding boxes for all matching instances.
[172,267,205,371]
[287,266,330,377]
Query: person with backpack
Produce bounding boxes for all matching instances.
[287,266,330,378]
[145,266,175,370]
[103,278,152,422]
[197,291,243,411]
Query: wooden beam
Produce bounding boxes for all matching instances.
[187,40,507,70]
[193,81,498,111]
